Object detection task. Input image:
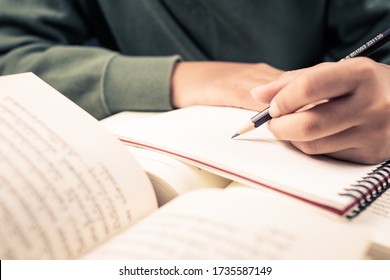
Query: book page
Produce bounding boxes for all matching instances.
[125,146,231,206]
[83,187,369,259]
[227,181,390,259]
[0,73,157,259]
[110,106,378,215]
[102,112,231,206]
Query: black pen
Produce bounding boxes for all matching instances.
[231,27,390,139]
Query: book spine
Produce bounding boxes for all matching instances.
[339,160,390,219]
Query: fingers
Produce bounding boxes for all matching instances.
[266,71,379,163]
[289,125,358,154]
[259,58,390,164]
[269,98,390,164]
[268,59,372,117]
[268,95,359,141]
[250,69,304,104]
[289,127,386,165]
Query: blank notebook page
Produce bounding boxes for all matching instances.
[115,106,379,214]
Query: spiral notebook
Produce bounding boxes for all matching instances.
[108,106,390,219]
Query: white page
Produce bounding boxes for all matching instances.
[83,187,369,260]
[125,146,230,205]
[102,112,231,206]
[0,73,157,259]
[108,106,380,215]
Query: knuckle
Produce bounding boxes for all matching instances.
[274,96,289,113]
[299,117,321,139]
[353,57,378,79]
[293,141,322,155]
[296,74,317,100]
[355,129,388,164]
[355,151,382,165]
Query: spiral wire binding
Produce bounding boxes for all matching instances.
[339,160,390,219]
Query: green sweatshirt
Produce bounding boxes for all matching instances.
[1,0,390,119]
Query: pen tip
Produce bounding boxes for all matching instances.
[231,133,240,139]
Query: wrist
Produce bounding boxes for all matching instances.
[171,61,208,108]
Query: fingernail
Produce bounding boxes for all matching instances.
[269,99,281,117]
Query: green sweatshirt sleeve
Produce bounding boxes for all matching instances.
[0,0,178,119]
[104,54,179,114]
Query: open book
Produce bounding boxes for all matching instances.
[0,73,371,259]
[101,113,231,206]
[106,106,390,219]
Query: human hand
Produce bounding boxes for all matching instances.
[171,61,284,111]
[251,58,390,164]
